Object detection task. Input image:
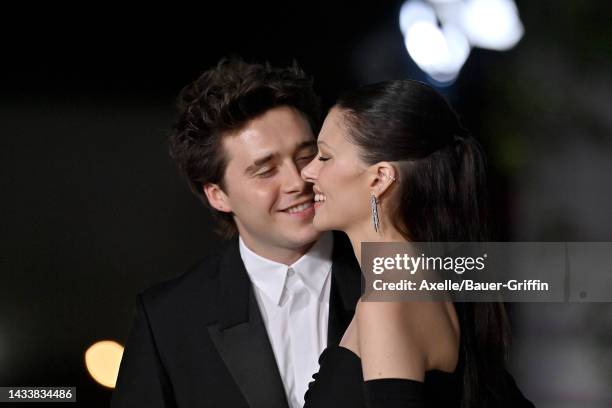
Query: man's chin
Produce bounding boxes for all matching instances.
[281,228,321,248]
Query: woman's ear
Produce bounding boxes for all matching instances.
[203,183,233,213]
[368,162,398,198]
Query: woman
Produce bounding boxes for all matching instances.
[300,80,534,407]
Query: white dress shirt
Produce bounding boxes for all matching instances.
[238,231,333,408]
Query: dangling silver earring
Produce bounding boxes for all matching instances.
[370,194,380,233]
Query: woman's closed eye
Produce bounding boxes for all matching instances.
[318,155,330,162]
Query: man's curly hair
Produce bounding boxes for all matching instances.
[168,57,321,238]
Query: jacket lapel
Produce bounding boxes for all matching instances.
[207,241,289,408]
[207,232,362,407]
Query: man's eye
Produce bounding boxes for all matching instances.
[257,168,276,177]
[318,156,330,162]
[297,153,317,162]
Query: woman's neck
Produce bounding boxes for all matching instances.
[345,221,408,267]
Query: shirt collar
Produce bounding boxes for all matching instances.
[239,231,333,305]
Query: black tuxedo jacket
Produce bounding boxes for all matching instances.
[111,231,361,408]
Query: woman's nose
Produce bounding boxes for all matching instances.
[301,157,318,183]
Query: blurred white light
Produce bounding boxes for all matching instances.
[438,24,471,80]
[399,0,437,36]
[405,21,447,68]
[404,21,470,83]
[85,340,124,389]
[461,0,524,50]
[399,0,524,84]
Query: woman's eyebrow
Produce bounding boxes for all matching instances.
[317,140,334,151]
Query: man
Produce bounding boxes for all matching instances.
[111,58,361,408]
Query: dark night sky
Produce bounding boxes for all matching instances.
[2,3,402,102]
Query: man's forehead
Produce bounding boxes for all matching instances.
[228,128,312,152]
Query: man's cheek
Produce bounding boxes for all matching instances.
[251,189,277,208]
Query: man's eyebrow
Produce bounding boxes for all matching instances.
[245,153,277,175]
[296,140,318,150]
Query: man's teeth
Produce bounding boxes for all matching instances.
[286,202,314,213]
[314,193,326,203]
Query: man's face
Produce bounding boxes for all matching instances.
[212,106,320,255]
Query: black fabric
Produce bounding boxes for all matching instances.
[111,231,362,408]
[304,344,536,408]
[304,346,461,408]
[364,379,425,408]
[111,230,534,407]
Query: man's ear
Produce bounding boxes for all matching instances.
[203,183,233,213]
[368,162,398,198]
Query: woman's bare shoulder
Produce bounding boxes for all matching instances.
[355,300,460,378]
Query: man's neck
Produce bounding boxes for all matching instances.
[238,235,317,266]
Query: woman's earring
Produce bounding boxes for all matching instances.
[370,194,380,233]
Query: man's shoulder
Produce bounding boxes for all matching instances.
[138,240,237,322]
[143,252,221,298]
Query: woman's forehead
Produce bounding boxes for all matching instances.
[319,108,347,145]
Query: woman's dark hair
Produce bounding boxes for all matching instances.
[169,57,321,237]
[336,79,509,408]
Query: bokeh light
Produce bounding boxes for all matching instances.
[399,0,523,84]
[84,340,124,389]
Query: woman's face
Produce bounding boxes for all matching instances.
[301,107,372,233]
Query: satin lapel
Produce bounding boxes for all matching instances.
[327,231,362,346]
[207,241,288,408]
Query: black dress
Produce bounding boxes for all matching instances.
[303,345,462,408]
[304,338,535,407]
